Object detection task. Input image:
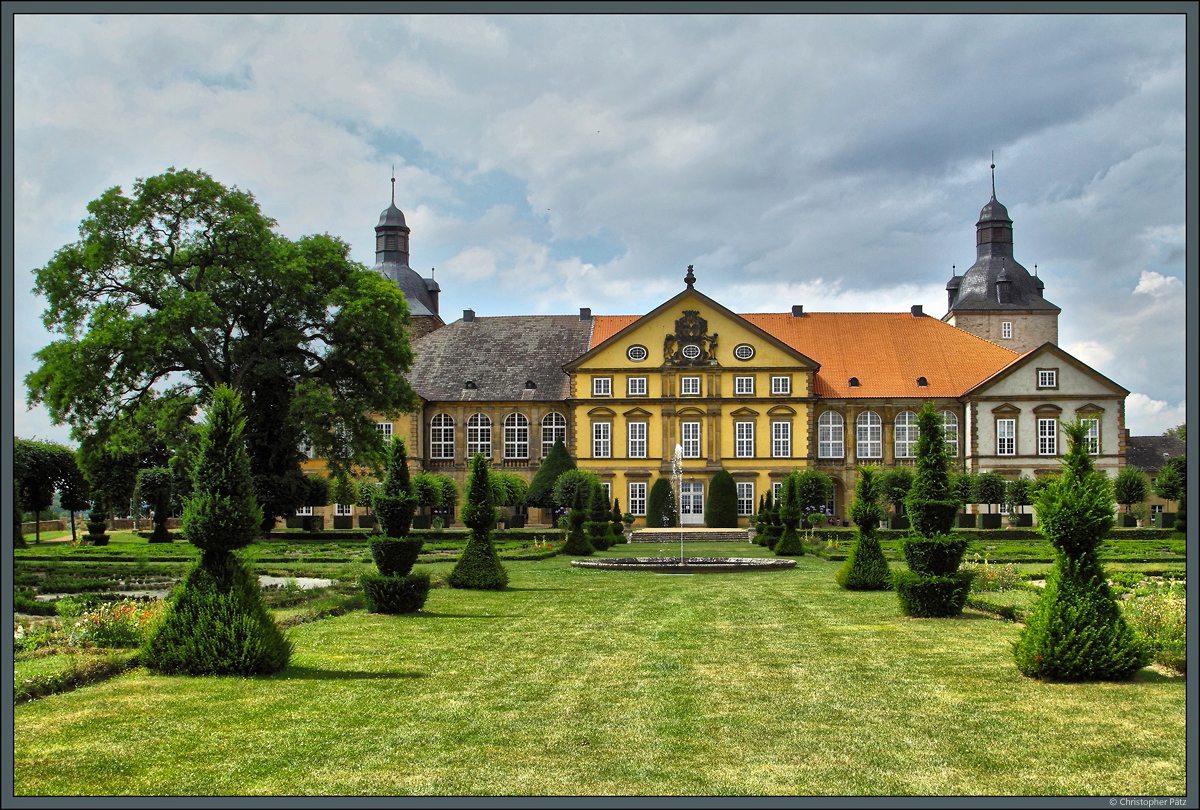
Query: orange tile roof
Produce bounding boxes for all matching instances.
[591,312,1019,398]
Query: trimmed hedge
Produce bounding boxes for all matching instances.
[892,570,973,618]
[360,571,431,614]
[835,532,891,590]
[369,537,423,577]
[901,534,969,577]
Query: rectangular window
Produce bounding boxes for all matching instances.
[735,421,754,458]
[296,505,313,516]
[601,482,611,500]
[628,422,647,459]
[592,377,612,397]
[736,482,755,517]
[467,420,491,459]
[1082,418,1100,455]
[627,377,647,397]
[772,481,782,501]
[735,376,754,396]
[771,421,791,458]
[335,503,353,517]
[771,376,791,395]
[1001,321,1012,339]
[996,419,1016,455]
[375,422,393,440]
[629,482,647,516]
[680,376,701,396]
[593,422,611,458]
[681,421,701,458]
[1038,418,1058,456]
[1037,369,1058,389]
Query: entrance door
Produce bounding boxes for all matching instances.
[680,481,704,525]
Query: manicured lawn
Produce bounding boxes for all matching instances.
[12,546,1186,796]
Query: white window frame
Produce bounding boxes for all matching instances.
[1001,321,1012,340]
[771,421,791,458]
[681,421,701,458]
[629,482,647,516]
[1038,418,1058,456]
[503,413,529,460]
[894,410,919,459]
[628,421,647,459]
[735,421,754,458]
[771,376,791,395]
[942,410,959,458]
[1082,418,1100,455]
[734,376,754,396]
[295,505,313,516]
[627,377,647,397]
[627,345,648,362]
[430,414,455,459]
[593,377,612,397]
[772,481,782,501]
[601,482,611,500]
[375,421,393,440]
[1037,369,1058,389]
[737,482,755,517]
[541,412,566,458]
[593,422,611,458]
[467,413,492,459]
[855,411,882,459]
[996,418,1016,456]
[818,411,844,459]
[680,376,701,396]
[335,503,353,517]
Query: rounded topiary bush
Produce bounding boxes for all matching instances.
[141,551,293,675]
[901,534,969,577]
[892,570,973,618]
[585,520,612,550]
[361,571,432,614]
[773,526,804,556]
[835,532,891,590]
[370,537,424,577]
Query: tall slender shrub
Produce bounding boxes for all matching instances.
[554,468,598,555]
[705,470,739,528]
[1013,421,1150,680]
[374,437,416,537]
[585,481,613,550]
[836,467,891,590]
[773,472,804,556]
[448,454,509,589]
[645,477,677,528]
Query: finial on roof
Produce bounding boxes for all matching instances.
[391,165,396,204]
[684,264,696,289]
[951,264,956,276]
[1034,264,1038,276]
[990,151,996,199]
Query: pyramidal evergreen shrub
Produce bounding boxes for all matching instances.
[705,470,739,528]
[584,480,613,551]
[1013,421,1150,680]
[362,434,428,613]
[373,437,417,538]
[142,385,291,675]
[893,402,971,617]
[448,454,509,589]
[836,466,891,590]
[773,472,804,556]
[645,477,677,528]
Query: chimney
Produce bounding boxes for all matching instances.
[579,307,592,321]
[791,305,804,317]
[911,305,923,317]
[463,309,475,322]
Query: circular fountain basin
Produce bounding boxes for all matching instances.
[571,557,796,573]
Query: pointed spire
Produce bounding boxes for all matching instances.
[684,264,696,289]
[990,151,996,199]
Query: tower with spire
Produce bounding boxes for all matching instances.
[942,158,1059,353]
[372,170,444,339]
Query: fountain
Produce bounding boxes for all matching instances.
[571,445,796,574]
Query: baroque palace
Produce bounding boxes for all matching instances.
[302,185,1129,528]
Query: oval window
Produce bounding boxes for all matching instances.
[627,345,648,362]
[681,344,701,360]
[734,344,755,360]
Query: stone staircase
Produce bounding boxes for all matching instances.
[630,527,754,543]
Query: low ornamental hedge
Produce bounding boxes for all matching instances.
[360,572,432,614]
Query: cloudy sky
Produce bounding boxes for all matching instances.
[9,11,1190,445]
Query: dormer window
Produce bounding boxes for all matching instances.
[524,380,537,390]
[916,377,928,387]
[848,377,860,388]
[464,380,477,390]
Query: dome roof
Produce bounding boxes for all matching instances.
[378,202,407,228]
[978,195,1011,224]
[946,273,962,290]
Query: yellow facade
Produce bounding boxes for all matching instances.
[566,289,818,526]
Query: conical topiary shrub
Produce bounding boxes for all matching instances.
[773,471,804,556]
[585,480,613,551]
[836,467,891,590]
[362,435,429,613]
[893,402,971,617]
[1013,421,1150,680]
[553,469,596,556]
[448,453,509,590]
[142,385,291,675]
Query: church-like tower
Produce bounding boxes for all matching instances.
[942,169,1059,354]
[372,175,444,339]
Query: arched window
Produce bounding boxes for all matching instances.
[541,412,566,458]
[504,413,529,460]
[856,411,882,459]
[894,410,919,458]
[942,411,959,458]
[817,411,844,458]
[430,414,455,459]
[467,413,492,459]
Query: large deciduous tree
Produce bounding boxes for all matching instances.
[26,167,418,530]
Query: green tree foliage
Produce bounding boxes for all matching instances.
[793,469,832,528]
[974,472,1006,514]
[26,168,419,526]
[1113,467,1149,513]
[645,477,677,529]
[58,456,91,545]
[1014,421,1150,680]
[330,472,358,511]
[136,467,173,543]
[374,437,416,537]
[704,470,739,528]
[553,469,599,555]
[773,471,804,556]
[1004,476,1033,516]
[80,445,140,519]
[837,467,891,590]
[14,439,85,544]
[1152,456,1184,510]
[951,471,976,509]
[526,438,576,516]
[492,470,529,508]
[448,454,508,589]
[585,481,613,550]
[1162,424,1185,442]
[878,467,913,516]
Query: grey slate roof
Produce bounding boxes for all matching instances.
[1125,435,1185,472]
[376,259,439,318]
[408,315,595,402]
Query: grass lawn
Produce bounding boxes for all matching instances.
[12,544,1187,797]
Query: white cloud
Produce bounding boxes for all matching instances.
[1124,393,1187,437]
[1132,270,1183,296]
[1063,340,1115,367]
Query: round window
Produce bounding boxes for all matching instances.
[734,344,755,360]
[627,345,648,362]
[681,344,701,360]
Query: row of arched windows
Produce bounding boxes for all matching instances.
[429,412,567,461]
[817,410,958,459]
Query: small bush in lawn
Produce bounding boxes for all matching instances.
[585,481,613,551]
[837,466,891,590]
[447,454,509,590]
[773,471,804,556]
[370,537,423,577]
[891,570,973,618]
[361,571,432,614]
[963,556,1025,592]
